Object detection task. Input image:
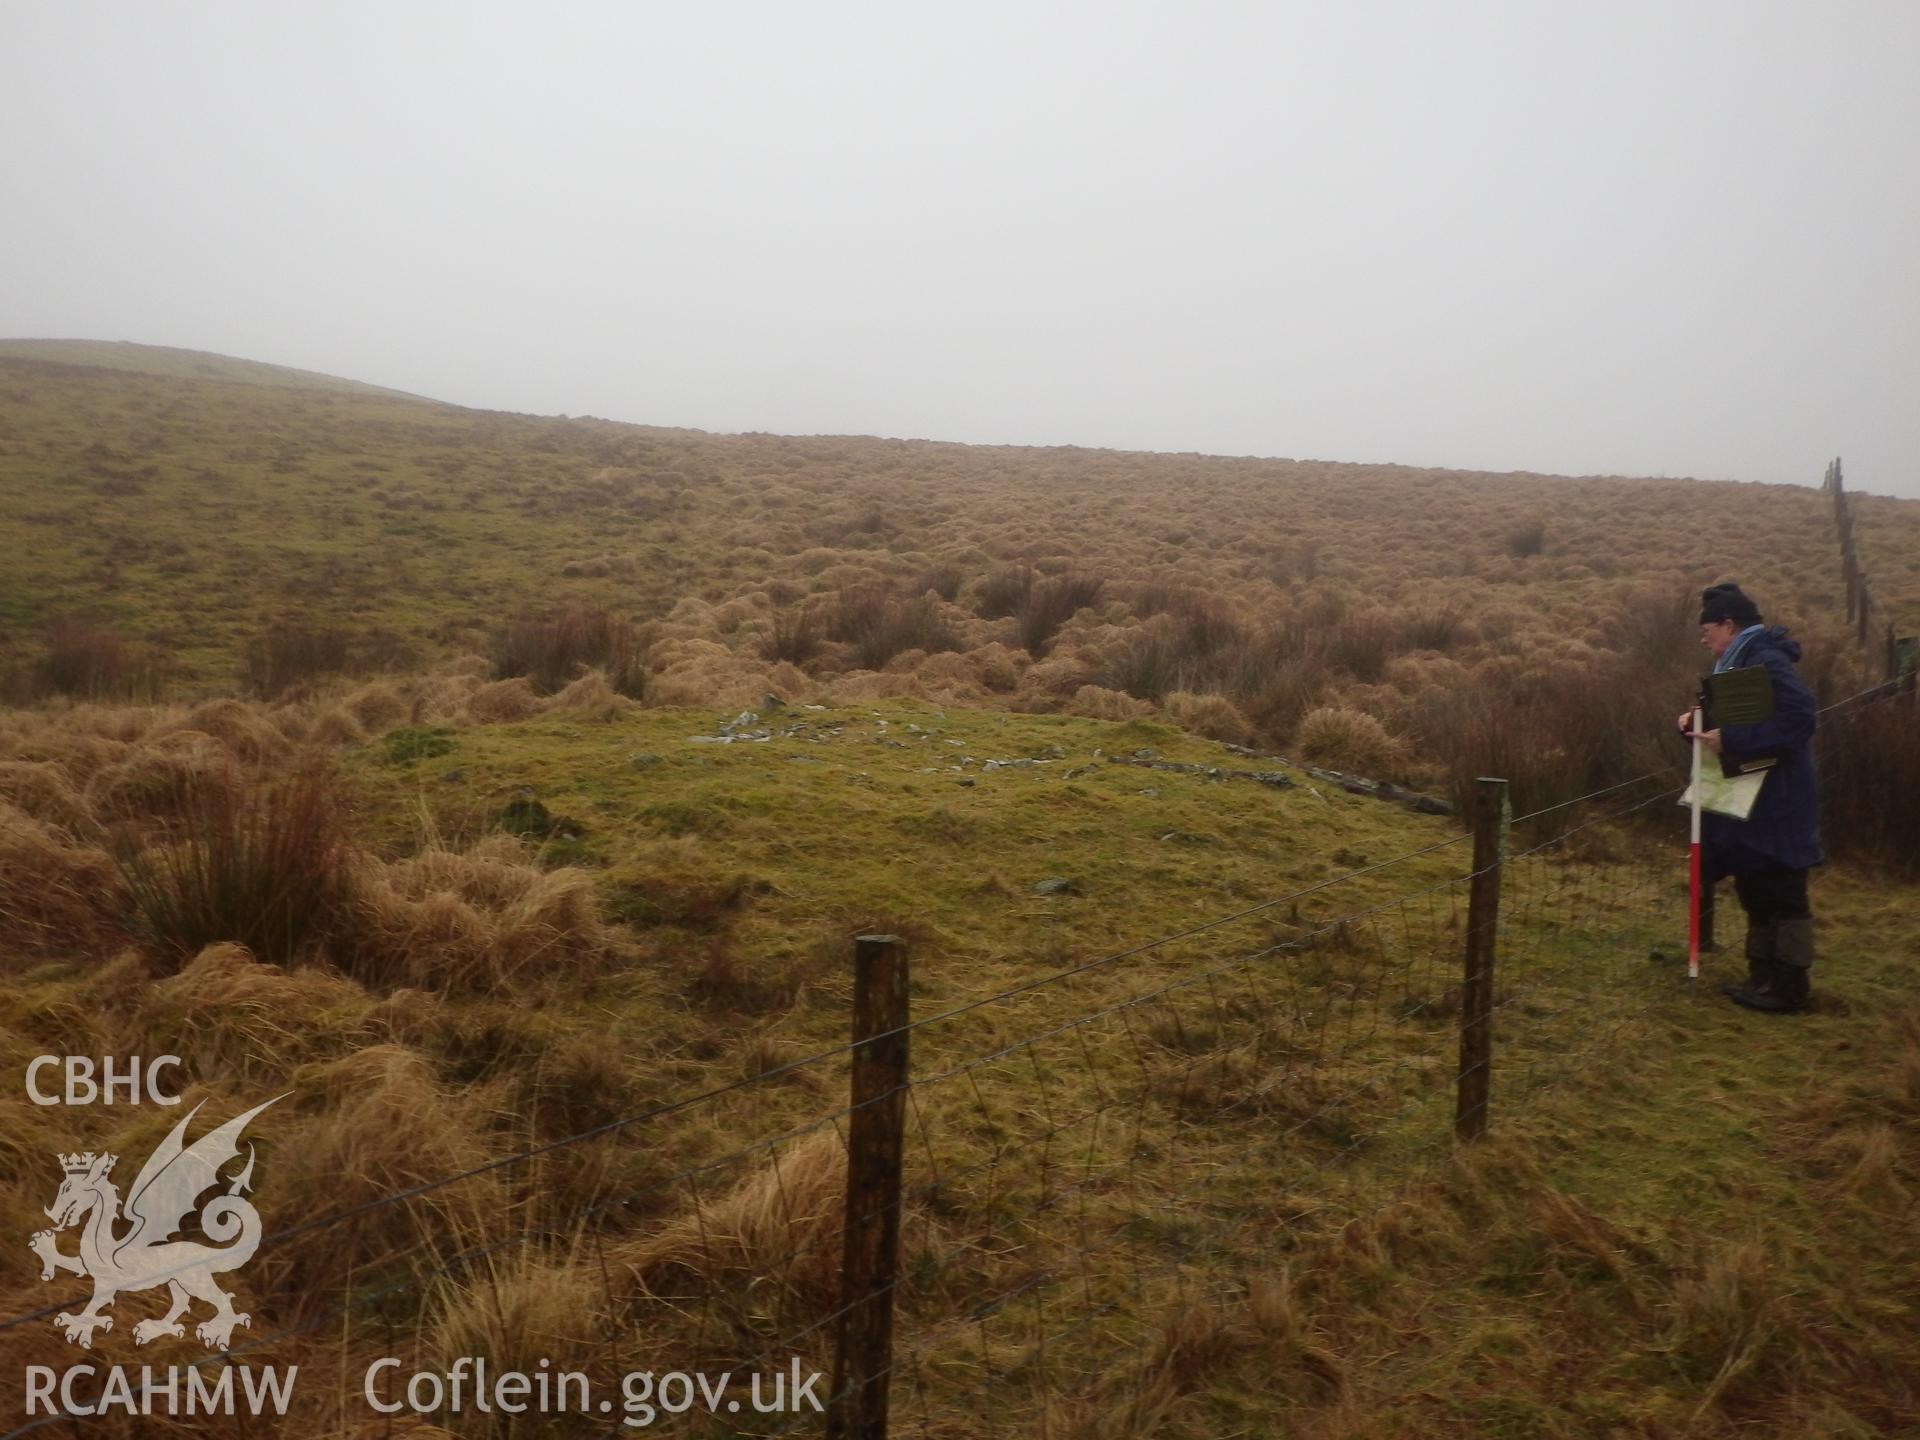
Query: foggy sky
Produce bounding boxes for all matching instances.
[3,1,1916,497]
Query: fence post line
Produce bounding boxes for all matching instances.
[1455,777,1508,1143]
[828,934,911,1440]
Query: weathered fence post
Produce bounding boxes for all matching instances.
[1857,576,1871,646]
[1897,637,1919,704]
[1455,777,1508,1143]
[828,934,910,1440]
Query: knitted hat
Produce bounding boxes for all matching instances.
[1699,583,1762,627]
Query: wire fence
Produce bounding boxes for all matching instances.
[3,675,1909,1440]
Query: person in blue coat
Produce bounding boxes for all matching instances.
[1680,583,1824,1012]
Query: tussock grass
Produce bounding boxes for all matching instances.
[1295,706,1408,778]
[490,606,648,697]
[619,1128,848,1315]
[8,345,1898,860]
[426,1254,606,1433]
[111,763,345,968]
[1017,571,1106,656]
[131,941,372,1084]
[0,800,124,955]
[339,834,611,993]
[761,605,824,664]
[260,1045,503,1302]
[545,668,635,720]
[244,618,352,698]
[976,564,1035,620]
[0,758,95,831]
[829,585,960,670]
[31,617,170,702]
[4,348,1919,1432]
[1506,518,1549,556]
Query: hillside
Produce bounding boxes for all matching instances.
[2,340,1894,807]
[0,339,426,399]
[1,344,1915,1437]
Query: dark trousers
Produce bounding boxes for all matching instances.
[1733,868,1812,926]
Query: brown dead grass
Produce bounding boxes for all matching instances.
[339,835,612,993]
[259,1044,504,1303]
[131,941,373,1084]
[619,1127,848,1314]
[0,800,124,955]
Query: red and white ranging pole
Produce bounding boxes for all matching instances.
[1687,705,1703,981]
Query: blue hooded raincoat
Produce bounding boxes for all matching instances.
[1702,626,1824,875]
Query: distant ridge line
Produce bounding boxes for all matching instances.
[0,337,441,404]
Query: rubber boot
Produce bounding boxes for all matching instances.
[1732,919,1813,1014]
[1721,921,1775,1004]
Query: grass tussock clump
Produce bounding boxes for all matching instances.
[1663,1240,1798,1414]
[1164,690,1255,745]
[0,801,125,955]
[0,758,96,833]
[132,941,372,1085]
[619,1128,848,1315]
[32,617,171,702]
[1506,518,1549,557]
[427,1255,607,1420]
[1069,684,1154,723]
[261,1045,503,1300]
[491,606,649,697]
[829,586,959,671]
[1294,706,1407,778]
[1017,572,1106,656]
[464,675,544,723]
[546,669,637,721]
[244,618,352,698]
[172,697,294,764]
[111,764,346,969]
[761,606,824,665]
[343,680,411,732]
[340,835,612,993]
[84,728,232,819]
[975,564,1035,620]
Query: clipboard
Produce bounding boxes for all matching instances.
[1703,665,1774,727]
[1702,664,1778,780]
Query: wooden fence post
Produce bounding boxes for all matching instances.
[1857,577,1871,646]
[828,934,910,1440]
[1455,777,1508,1143]
[1897,637,1919,704]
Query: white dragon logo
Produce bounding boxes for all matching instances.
[30,1096,283,1351]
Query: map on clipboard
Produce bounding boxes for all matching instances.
[1682,664,1778,818]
